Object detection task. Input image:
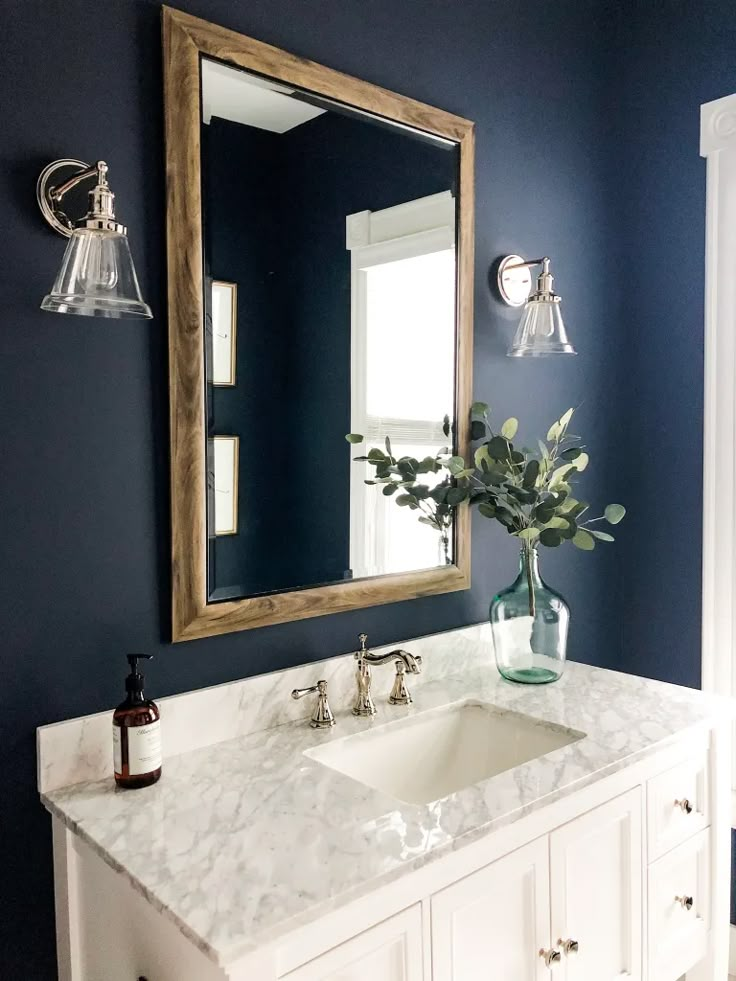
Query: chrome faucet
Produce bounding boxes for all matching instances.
[353,633,422,717]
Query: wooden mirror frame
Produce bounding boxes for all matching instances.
[163,6,475,641]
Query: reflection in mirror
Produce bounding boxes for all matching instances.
[201,57,460,602]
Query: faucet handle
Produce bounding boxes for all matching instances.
[388,654,422,705]
[291,680,336,729]
[356,632,369,656]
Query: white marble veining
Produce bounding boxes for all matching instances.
[41,638,734,968]
[37,622,488,793]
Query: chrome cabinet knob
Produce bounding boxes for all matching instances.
[558,937,579,955]
[675,894,694,911]
[539,947,562,966]
[291,680,336,728]
[674,798,693,814]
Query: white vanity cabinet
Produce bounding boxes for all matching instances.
[431,789,641,981]
[49,728,730,981]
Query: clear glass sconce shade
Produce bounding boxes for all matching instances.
[507,298,576,357]
[41,228,152,319]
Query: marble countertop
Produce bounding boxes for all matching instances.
[42,656,733,967]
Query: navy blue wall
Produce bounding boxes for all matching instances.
[1,0,731,974]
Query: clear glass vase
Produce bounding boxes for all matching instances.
[490,543,569,684]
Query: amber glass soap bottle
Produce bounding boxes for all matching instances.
[113,654,162,789]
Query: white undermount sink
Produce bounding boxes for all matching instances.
[306,699,585,805]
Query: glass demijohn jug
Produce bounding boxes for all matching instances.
[490,543,569,683]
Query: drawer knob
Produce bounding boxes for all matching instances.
[539,947,562,966]
[558,937,579,955]
[674,797,693,814]
[675,894,694,911]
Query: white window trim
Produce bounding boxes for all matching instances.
[700,93,736,811]
[346,191,456,578]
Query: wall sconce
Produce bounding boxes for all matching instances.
[497,254,576,357]
[37,159,152,319]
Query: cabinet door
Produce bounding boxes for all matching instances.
[431,836,552,981]
[280,904,424,981]
[550,788,642,981]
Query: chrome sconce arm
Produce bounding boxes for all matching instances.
[496,253,576,357]
[36,157,152,319]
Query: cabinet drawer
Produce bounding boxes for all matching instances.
[648,829,710,981]
[647,750,709,860]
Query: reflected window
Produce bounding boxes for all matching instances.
[348,192,456,577]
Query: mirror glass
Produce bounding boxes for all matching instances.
[201,57,461,601]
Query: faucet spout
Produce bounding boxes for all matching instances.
[361,649,422,674]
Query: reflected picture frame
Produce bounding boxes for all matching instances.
[213,436,239,535]
[212,280,237,386]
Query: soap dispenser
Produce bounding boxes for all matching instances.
[113,654,162,789]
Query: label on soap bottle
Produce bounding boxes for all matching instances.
[113,720,162,776]
[113,724,122,774]
[127,721,162,776]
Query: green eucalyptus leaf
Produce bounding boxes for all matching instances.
[364,479,376,485]
[471,420,487,441]
[559,518,577,540]
[385,436,393,456]
[474,444,491,470]
[605,503,627,524]
[540,516,569,530]
[430,485,450,504]
[481,469,506,486]
[560,447,582,461]
[539,528,563,547]
[547,421,561,442]
[442,414,451,438]
[447,455,466,475]
[367,448,386,461]
[447,486,468,506]
[488,435,511,460]
[345,433,364,443]
[573,451,589,471]
[518,527,541,542]
[396,493,416,507]
[478,502,497,519]
[412,484,430,500]
[573,528,596,550]
[418,516,437,528]
[501,417,519,439]
[471,401,489,416]
[549,463,576,487]
[382,483,397,496]
[523,459,540,488]
[560,407,575,430]
[589,529,615,542]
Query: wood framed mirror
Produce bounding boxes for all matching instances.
[163,7,474,641]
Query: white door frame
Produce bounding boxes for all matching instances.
[700,94,736,822]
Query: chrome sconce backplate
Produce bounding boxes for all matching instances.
[37,159,93,238]
[497,254,533,307]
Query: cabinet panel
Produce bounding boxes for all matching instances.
[550,788,642,981]
[431,836,551,981]
[647,751,709,861]
[648,829,710,981]
[281,904,423,981]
